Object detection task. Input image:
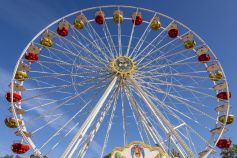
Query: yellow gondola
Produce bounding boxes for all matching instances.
[74,14,87,29]
[183,34,196,49]
[15,71,28,81]
[40,31,53,47]
[5,117,22,128]
[150,16,161,30]
[113,10,123,24]
[209,71,223,81]
[219,115,235,125]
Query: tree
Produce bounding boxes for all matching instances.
[103,153,111,158]
[0,154,14,158]
[220,144,237,158]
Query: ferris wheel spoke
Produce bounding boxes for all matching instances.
[137,30,191,65]
[38,91,103,151]
[123,86,145,143]
[124,84,168,151]
[26,77,104,91]
[147,91,211,147]
[61,77,117,158]
[129,13,157,58]
[128,77,196,158]
[29,70,109,79]
[139,42,202,70]
[136,78,212,108]
[99,87,119,158]
[138,61,208,73]
[45,121,80,156]
[43,50,70,72]
[73,79,120,158]
[70,25,111,62]
[169,75,211,107]
[143,88,211,132]
[139,69,207,76]
[36,60,105,71]
[135,76,212,92]
[36,42,106,69]
[27,73,112,93]
[102,25,115,58]
[25,96,73,112]
[85,20,114,59]
[139,88,209,157]
[185,127,198,156]
[126,8,138,56]
[39,53,71,73]
[31,114,63,135]
[36,60,72,84]
[117,7,122,56]
[152,102,210,155]
[139,82,220,124]
[103,18,118,57]
[41,82,114,155]
[121,88,128,145]
[70,25,111,61]
[133,25,168,60]
[49,30,109,66]
[52,35,78,63]
[145,90,210,151]
[23,74,112,107]
[25,82,107,128]
[138,47,192,69]
[137,70,210,82]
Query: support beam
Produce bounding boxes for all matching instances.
[128,77,195,158]
[61,77,117,158]
[124,86,167,152]
[77,85,120,158]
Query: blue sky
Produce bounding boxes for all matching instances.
[0,0,237,157]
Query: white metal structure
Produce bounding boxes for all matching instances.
[8,5,232,158]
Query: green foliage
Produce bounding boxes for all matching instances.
[0,154,14,158]
[220,144,237,158]
[103,153,111,158]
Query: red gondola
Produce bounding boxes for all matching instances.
[95,11,105,24]
[216,139,232,149]
[11,143,30,154]
[132,12,143,25]
[198,54,211,63]
[217,92,231,100]
[5,92,22,102]
[57,20,70,37]
[168,29,179,38]
[25,52,39,62]
[57,27,68,37]
[167,23,179,38]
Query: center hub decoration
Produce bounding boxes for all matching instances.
[110,56,137,78]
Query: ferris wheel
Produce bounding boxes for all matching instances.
[5,5,234,158]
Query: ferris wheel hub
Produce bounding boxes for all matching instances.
[110,56,136,78]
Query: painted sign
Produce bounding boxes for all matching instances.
[110,141,168,158]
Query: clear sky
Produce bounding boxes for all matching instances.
[0,0,237,157]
